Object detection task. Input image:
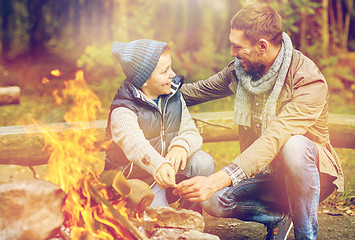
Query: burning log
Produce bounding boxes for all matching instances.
[0,179,66,240]
[60,169,217,239]
[88,184,150,240]
[95,170,219,239]
[0,86,20,105]
[100,170,155,214]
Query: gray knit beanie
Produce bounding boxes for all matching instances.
[112,39,167,89]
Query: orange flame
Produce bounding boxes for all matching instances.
[41,70,135,239]
[51,69,62,77]
[41,77,50,84]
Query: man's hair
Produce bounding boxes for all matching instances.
[230,3,283,46]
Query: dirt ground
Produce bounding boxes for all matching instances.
[203,209,355,240]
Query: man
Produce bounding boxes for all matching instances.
[174,3,343,240]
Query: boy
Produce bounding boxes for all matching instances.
[105,39,214,208]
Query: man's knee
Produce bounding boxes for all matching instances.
[201,189,227,217]
[281,135,318,170]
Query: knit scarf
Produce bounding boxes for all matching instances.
[233,32,293,132]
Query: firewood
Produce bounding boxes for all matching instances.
[125,179,154,214]
[88,185,149,240]
[0,86,20,105]
[100,170,154,214]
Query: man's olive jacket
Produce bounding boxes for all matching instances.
[181,49,344,191]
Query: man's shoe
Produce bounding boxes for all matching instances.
[264,216,293,240]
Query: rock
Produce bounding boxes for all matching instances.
[0,179,66,240]
[150,228,220,240]
[145,206,205,232]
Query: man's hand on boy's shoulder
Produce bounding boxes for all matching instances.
[165,146,188,172]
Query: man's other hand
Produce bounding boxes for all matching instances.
[173,171,232,202]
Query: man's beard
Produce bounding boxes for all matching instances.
[241,50,266,75]
[244,61,266,76]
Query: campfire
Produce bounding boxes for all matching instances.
[0,70,219,240]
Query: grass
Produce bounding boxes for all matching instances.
[0,95,68,126]
[202,141,241,171]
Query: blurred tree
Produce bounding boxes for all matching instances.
[272,0,354,57]
[216,0,242,52]
[342,0,353,50]
[114,0,128,42]
[338,0,353,51]
[27,0,49,56]
[73,0,81,39]
[325,0,354,53]
[0,0,13,60]
[322,0,330,57]
[0,0,353,91]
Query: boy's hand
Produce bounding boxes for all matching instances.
[165,146,188,172]
[154,163,177,189]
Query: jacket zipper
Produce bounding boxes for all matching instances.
[134,80,180,156]
[160,93,173,156]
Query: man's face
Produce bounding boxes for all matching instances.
[141,53,176,100]
[229,29,265,74]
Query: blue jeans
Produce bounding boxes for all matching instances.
[202,135,336,240]
[151,150,215,208]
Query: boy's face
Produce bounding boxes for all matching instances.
[141,53,176,100]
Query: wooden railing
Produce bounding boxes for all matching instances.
[0,112,354,166]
